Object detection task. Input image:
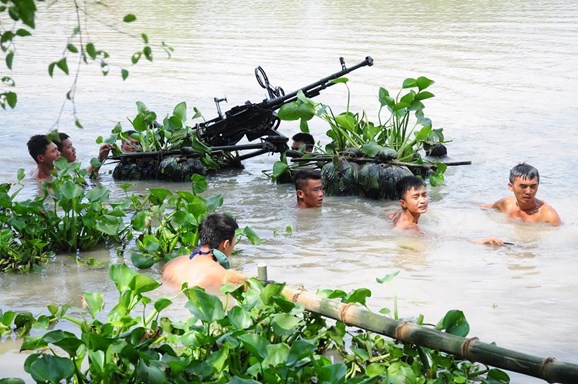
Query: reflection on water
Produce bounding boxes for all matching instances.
[2,0,578,382]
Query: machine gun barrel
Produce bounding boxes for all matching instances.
[263,56,374,109]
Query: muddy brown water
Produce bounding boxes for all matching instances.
[1,1,578,382]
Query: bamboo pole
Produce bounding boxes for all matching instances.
[227,269,578,383]
[281,286,578,384]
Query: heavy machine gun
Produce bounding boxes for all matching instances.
[196,56,374,148]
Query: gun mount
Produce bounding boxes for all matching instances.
[196,56,374,147]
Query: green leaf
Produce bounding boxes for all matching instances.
[238,333,269,359]
[123,14,137,23]
[154,298,172,312]
[6,92,17,108]
[278,102,300,121]
[271,313,301,336]
[272,161,289,178]
[82,292,104,318]
[330,77,349,84]
[48,62,55,77]
[109,263,138,292]
[241,226,262,245]
[376,270,400,284]
[56,58,69,75]
[286,339,316,367]
[141,33,149,44]
[227,306,253,330]
[121,68,129,80]
[435,309,470,337]
[140,233,160,254]
[184,287,225,323]
[387,361,416,384]
[59,181,83,199]
[360,142,383,157]
[173,101,187,122]
[66,43,78,53]
[263,343,290,367]
[415,91,435,101]
[416,76,434,91]
[143,46,153,61]
[402,78,417,89]
[131,252,156,269]
[25,354,75,383]
[205,194,224,211]
[5,52,14,70]
[42,330,83,357]
[20,336,47,351]
[15,29,32,37]
[86,43,96,59]
[191,174,208,194]
[344,288,371,305]
[129,272,161,293]
[487,368,510,382]
[318,363,347,383]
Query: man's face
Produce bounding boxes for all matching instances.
[121,138,141,153]
[60,138,77,162]
[291,140,312,153]
[297,179,323,208]
[509,177,539,205]
[38,142,61,167]
[400,187,428,214]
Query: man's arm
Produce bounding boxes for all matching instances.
[481,198,505,211]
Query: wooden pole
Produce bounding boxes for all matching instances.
[281,286,578,384]
[229,271,578,383]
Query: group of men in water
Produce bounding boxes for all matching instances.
[25,131,561,291]
[26,131,141,181]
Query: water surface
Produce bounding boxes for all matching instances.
[1,1,578,382]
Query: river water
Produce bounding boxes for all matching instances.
[1,0,578,382]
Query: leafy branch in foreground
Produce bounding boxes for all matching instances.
[0,0,173,125]
[0,264,509,383]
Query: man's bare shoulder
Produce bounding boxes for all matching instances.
[538,202,561,226]
[482,196,514,212]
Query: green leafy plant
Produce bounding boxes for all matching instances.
[277,78,449,189]
[0,265,510,383]
[128,173,224,268]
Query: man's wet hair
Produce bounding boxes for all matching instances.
[56,132,70,152]
[292,132,315,149]
[295,168,321,191]
[27,134,52,163]
[395,175,426,200]
[509,163,539,184]
[198,213,239,249]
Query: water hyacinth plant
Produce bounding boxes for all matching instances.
[0,264,510,383]
[276,77,448,195]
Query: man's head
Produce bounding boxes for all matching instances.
[395,175,428,214]
[508,163,540,205]
[295,169,323,208]
[198,213,239,256]
[121,130,142,153]
[291,132,315,153]
[56,132,77,163]
[27,134,61,165]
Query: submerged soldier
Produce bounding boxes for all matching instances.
[483,163,561,226]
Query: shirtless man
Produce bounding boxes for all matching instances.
[161,213,245,291]
[483,163,561,226]
[295,169,323,208]
[389,175,428,231]
[27,134,61,181]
